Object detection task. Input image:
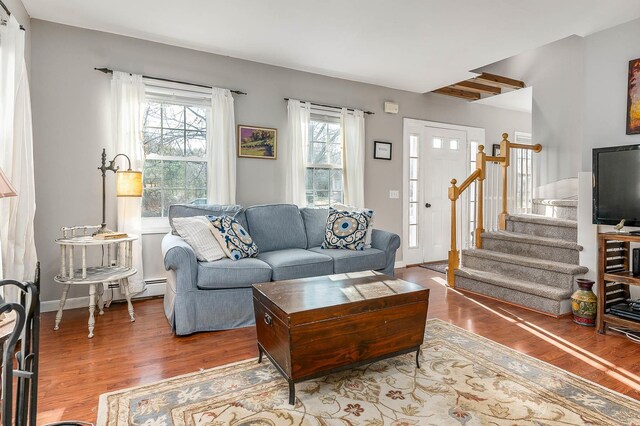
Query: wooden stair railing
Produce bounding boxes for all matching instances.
[447,133,542,286]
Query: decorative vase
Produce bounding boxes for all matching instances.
[571,279,597,326]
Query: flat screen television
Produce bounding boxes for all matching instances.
[593,144,640,226]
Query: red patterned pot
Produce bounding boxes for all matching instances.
[571,278,597,326]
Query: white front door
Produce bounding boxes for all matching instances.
[403,119,481,266]
[422,127,468,262]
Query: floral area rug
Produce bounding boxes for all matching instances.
[97,319,640,425]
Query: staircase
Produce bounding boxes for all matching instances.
[454,198,588,316]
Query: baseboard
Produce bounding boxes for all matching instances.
[41,279,167,313]
[394,260,406,269]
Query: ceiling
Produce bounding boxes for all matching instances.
[23,0,640,93]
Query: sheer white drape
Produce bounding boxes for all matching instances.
[0,16,37,300]
[285,99,311,206]
[342,108,365,207]
[207,88,236,204]
[111,71,146,294]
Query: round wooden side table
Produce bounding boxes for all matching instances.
[54,226,138,338]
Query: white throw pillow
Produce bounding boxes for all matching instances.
[332,203,375,248]
[172,216,226,262]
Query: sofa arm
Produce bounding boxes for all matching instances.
[162,233,198,291]
[371,229,401,276]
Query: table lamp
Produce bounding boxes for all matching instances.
[0,168,17,198]
[96,149,143,234]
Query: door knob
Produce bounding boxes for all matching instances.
[425,203,432,208]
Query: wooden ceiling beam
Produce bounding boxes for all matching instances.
[452,80,501,95]
[474,72,525,89]
[432,87,481,101]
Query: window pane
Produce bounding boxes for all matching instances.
[143,159,162,189]
[315,191,329,206]
[432,138,442,149]
[186,161,207,189]
[306,192,314,206]
[144,103,162,128]
[327,123,341,143]
[449,139,459,150]
[409,180,418,202]
[328,143,342,165]
[410,135,419,157]
[143,128,162,156]
[311,121,327,142]
[313,169,330,191]
[409,202,417,225]
[185,106,206,131]
[162,129,186,156]
[163,161,186,189]
[310,142,327,164]
[305,169,313,190]
[330,191,343,204]
[186,188,207,205]
[409,158,418,180]
[331,169,343,191]
[163,104,185,129]
[162,189,186,216]
[186,131,206,157]
[142,189,161,217]
[409,225,418,248]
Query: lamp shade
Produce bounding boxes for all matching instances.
[0,168,17,198]
[116,170,143,197]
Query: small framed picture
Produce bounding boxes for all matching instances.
[237,125,277,159]
[492,144,501,157]
[374,141,392,160]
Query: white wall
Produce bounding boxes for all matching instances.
[30,20,531,302]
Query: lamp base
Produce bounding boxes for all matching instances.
[93,223,114,236]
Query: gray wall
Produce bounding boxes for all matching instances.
[30,19,531,302]
[479,35,585,187]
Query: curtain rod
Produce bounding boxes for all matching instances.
[0,0,26,31]
[283,98,374,115]
[95,68,247,95]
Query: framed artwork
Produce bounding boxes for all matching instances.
[492,144,501,156]
[627,58,640,135]
[374,141,392,160]
[237,125,277,159]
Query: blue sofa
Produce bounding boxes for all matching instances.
[162,203,401,335]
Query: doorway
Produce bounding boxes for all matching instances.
[403,119,485,266]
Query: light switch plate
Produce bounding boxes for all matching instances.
[389,190,400,199]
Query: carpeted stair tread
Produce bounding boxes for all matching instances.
[482,231,583,251]
[462,248,588,275]
[532,198,578,207]
[507,214,577,228]
[455,267,573,300]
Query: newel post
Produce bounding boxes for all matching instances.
[498,133,510,230]
[447,178,459,287]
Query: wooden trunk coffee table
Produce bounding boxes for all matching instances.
[252,271,430,405]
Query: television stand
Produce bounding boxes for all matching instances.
[597,233,640,334]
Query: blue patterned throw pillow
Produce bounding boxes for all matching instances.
[321,207,372,250]
[207,215,258,260]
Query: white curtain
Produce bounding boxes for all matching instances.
[342,108,365,207]
[285,99,310,206]
[0,16,37,301]
[207,88,236,204]
[111,71,146,294]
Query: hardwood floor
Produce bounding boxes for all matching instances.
[37,267,640,424]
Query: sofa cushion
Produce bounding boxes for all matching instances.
[197,258,272,290]
[169,204,242,234]
[257,249,333,280]
[245,204,307,252]
[172,216,225,262]
[309,246,386,273]
[300,207,329,249]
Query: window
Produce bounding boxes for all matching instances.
[468,140,478,245]
[408,134,420,248]
[432,137,442,149]
[305,113,344,207]
[142,101,208,217]
[513,132,534,214]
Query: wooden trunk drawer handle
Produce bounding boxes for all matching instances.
[264,313,272,326]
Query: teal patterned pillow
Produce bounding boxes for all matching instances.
[207,215,259,260]
[321,207,372,250]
